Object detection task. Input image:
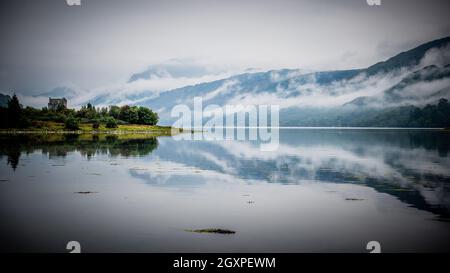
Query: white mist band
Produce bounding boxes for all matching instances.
[170,97,279,152]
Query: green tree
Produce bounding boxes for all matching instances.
[77,103,98,120]
[64,116,80,130]
[138,107,159,125]
[100,107,108,117]
[105,117,118,128]
[109,105,120,119]
[119,105,139,124]
[7,94,24,128]
[119,105,130,121]
[128,106,140,124]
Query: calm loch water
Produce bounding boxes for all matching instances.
[1,129,450,252]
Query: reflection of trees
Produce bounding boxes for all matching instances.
[408,131,450,157]
[6,142,20,171]
[276,129,450,157]
[151,131,450,217]
[0,135,25,171]
[0,134,159,170]
[77,135,159,159]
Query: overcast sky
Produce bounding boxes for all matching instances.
[0,0,449,95]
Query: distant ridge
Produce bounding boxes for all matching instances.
[365,37,450,75]
[32,36,450,127]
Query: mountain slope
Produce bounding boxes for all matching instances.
[134,37,449,125]
[0,93,11,108]
[346,64,450,107]
[365,37,450,76]
[128,61,210,82]
[40,37,450,127]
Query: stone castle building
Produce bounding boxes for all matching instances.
[48,97,67,110]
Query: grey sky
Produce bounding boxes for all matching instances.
[0,0,449,95]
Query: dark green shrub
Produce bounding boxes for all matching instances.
[92,120,100,129]
[64,116,80,130]
[105,117,118,128]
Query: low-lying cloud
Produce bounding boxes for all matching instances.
[16,44,450,112]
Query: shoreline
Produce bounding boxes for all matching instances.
[0,126,186,136]
[0,126,447,134]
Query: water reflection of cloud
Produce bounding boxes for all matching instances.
[126,159,258,187]
[152,136,450,214]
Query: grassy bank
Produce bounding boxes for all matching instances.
[0,121,184,136]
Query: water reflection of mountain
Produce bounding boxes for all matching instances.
[147,129,450,217]
[1,130,450,217]
[0,134,159,170]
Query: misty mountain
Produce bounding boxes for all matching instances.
[0,93,11,108]
[41,37,450,127]
[130,37,450,125]
[128,60,211,82]
[365,37,450,76]
[346,64,450,107]
[81,61,243,107]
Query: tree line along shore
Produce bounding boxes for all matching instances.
[0,94,179,134]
